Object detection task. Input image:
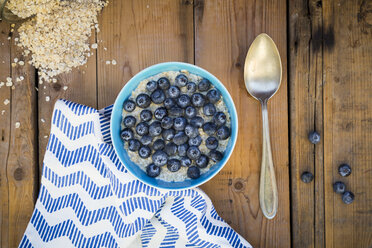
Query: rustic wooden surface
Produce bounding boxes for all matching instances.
[1,0,372,247]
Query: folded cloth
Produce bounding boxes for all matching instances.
[20,99,251,248]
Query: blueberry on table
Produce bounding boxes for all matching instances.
[162,128,175,141]
[185,125,199,138]
[187,166,200,179]
[164,98,176,109]
[203,122,217,136]
[168,106,184,117]
[190,116,204,128]
[161,116,173,129]
[216,126,230,140]
[152,150,168,166]
[203,103,216,116]
[174,117,187,131]
[151,89,166,104]
[205,136,218,150]
[196,155,209,168]
[175,74,188,87]
[181,156,192,167]
[185,106,197,119]
[123,99,136,112]
[198,78,211,92]
[206,89,221,103]
[342,191,354,204]
[149,121,162,136]
[168,85,181,98]
[167,159,181,172]
[140,135,153,146]
[136,93,151,108]
[177,94,191,108]
[173,131,188,145]
[158,77,170,90]
[154,107,167,120]
[187,146,201,160]
[136,122,149,136]
[191,93,205,107]
[333,181,346,194]
[188,135,202,147]
[121,128,134,141]
[164,142,178,156]
[153,139,165,151]
[146,164,161,178]
[128,139,141,152]
[213,112,226,126]
[186,82,196,93]
[338,163,351,177]
[123,115,136,128]
[138,146,151,158]
[308,131,321,144]
[140,109,152,122]
[301,171,314,183]
[178,143,189,157]
[146,80,158,92]
[209,150,223,162]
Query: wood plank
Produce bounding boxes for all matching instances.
[323,0,372,247]
[289,0,325,247]
[195,0,290,247]
[97,0,194,108]
[0,22,38,247]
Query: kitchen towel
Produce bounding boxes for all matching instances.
[20,99,251,248]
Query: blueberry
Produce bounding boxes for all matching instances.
[213,112,226,126]
[161,116,173,129]
[185,106,197,119]
[153,139,165,151]
[191,93,206,107]
[140,135,153,145]
[174,117,187,131]
[164,142,177,156]
[206,89,221,103]
[152,150,168,166]
[167,159,181,172]
[203,122,217,135]
[187,146,201,160]
[196,155,209,168]
[123,99,136,112]
[162,128,175,141]
[205,136,218,150]
[185,125,199,138]
[338,164,351,177]
[216,126,230,140]
[186,82,196,93]
[198,78,211,91]
[123,115,136,128]
[164,98,175,109]
[173,131,188,145]
[175,74,188,87]
[342,191,354,204]
[140,110,152,122]
[154,107,167,120]
[188,135,202,146]
[149,121,162,136]
[333,181,346,194]
[300,171,314,183]
[138,146,151,158]
[128,139,141,152]
[136,122,149,136]
[180,156,192,167]
[121,128,134,141]
[178,143,189,156]
[151,89,166,104]
[136,93,151,108]
[158,77,170,90]
[177,94,191,108]
[146,80,158,92]
[203,103,216,116]
[167,85,181,98]
[308,131,321,144]
[209,150,223,162]
[146,163,161,177]
[168,106,184,117]
[187,166,200,179]
[190,116,204,128]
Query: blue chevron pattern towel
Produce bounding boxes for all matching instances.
[20,99,251,248]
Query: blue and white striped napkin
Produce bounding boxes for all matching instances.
[20,99,251,248]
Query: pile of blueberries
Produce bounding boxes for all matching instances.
[120,73,231,179]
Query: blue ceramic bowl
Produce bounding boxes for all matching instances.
[111,62,238,190]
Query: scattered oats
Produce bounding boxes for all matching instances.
[11,86,15,90]
[19,76,24,80]
[45,96,50,102]
[11,24,15,28]
[14,37,19,42]
[106,60,111,65]
[44,135,48,139]
[103,47,107,51]
[7,37,11,40]
[146,5,149,8]
[2,61,5,63]
[6,81,13,87]
[35,87,38,91]
[14,58,18,63]
[112,59,117,65]
[43,86,46,89]
[15,122,20,128]
[52,78,57,83]
[63,86,68,91]
[11,63,17,67]
[95,24,99,29]
[0,82,4,87]
[18,61,24,66]
[1,110,5,115]
[1,43,4,45]
[41,118,45,123]
[6,77,12,82]
[24,50,30,56]
[10,28,14,32]
[4,99,10,105]
[16,77,21,82]
[91,43,98,49]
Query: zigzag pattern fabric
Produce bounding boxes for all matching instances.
[20,99,251,248]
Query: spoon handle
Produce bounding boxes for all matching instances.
[259,100,278,219]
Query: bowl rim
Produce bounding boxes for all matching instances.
[110,62,238,190]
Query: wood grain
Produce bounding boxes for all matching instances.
[323,0,372,247]
[195,0,291,247]
[97,0,194,108]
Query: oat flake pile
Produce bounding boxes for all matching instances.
[6,0,106,82]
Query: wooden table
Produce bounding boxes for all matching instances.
[0,0,371,247]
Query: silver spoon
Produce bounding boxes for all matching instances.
[244,33,281,219]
